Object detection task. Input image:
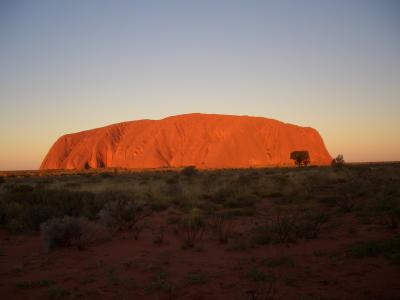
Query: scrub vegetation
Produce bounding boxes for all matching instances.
[0,162,399,299]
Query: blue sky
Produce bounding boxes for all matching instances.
[0,0,399,170]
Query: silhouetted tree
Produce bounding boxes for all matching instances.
[290,151,310,167]
[331,154,345,168]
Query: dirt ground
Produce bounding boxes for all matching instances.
[1,214,399,299]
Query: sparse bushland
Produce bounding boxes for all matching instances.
[0,186,102,233]
[2,163,400,299]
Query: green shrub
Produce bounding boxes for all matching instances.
[261,256,295,268]
[349,240,383,258]
[145,272,174,292]
[382,236,400,264]
[245,265,275,282]
[348,237,400,264]
[16,279,55,289]
[184,270,209,285]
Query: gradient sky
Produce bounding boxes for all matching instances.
[1,0,399,170]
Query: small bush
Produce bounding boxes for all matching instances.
[252,226,272,245]
[25,205,57,231]
[268,212,298,244]
[16,279,55,290]
[224,194,258,208]
[152,225,167,245]
[5,184,34,193]
[99,172,114,179]
[244,283,275,300]
[184,270,209,285]
[336,194,357,213]
[47,286,70,299]
[208,213,234,243]
[0,200,26,233]
[179,212,206,248]
[374,197,400,229]
[224,208,256,217]
[296,211,329,239]
[245,265,275,282]
[261,256,295,268]
[98,197,149,239]
[145,272,174,293]
[348,240,383,258]
[212,188,235,204]
[253,210,326,244]
[348,237,400,264]
[41,216,108,250]
[0,188,101,233]
[0,175,5,185]
[181,166,198,177]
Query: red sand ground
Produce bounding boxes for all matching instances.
[1,212,399,300]
[40,113,332,170]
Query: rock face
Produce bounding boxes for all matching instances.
[40,113,331,170]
